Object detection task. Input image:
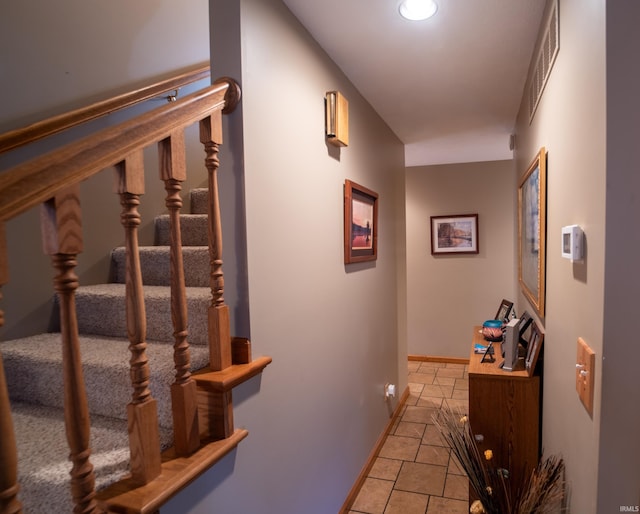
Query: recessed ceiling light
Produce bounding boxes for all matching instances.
[399,0,438,21]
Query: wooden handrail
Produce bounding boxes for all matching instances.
[0,78,239,223]
[0,73,269,514]
[0,62,210,155]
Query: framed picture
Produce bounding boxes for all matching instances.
[430,214,479,254]
[344,179,378,264]
[517,310,534,348]
[518,147,547,317]
[494,299,514,323]
[525,321,544,377]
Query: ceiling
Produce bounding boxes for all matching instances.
[281,0,547,166]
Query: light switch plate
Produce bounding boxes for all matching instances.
[576,337,595,416]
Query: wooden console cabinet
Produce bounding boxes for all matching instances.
[468,326,541,492]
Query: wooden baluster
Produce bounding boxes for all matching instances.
[0,223,23,514]
[159,131,200,455]
[114,151,162,484]
[199,111,231,371]
[41,186,99,514]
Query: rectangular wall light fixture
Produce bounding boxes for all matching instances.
[325,91,349,147]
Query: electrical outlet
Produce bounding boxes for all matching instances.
[384,383,396,399]
[576,337,595,416]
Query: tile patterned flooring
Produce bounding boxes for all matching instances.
[349,361,470,514]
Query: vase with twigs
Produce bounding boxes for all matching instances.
[432,406,565,514]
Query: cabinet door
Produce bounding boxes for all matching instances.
[468,374,540,491]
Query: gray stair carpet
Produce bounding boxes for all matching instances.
[110,246,210,287]
[189,188,208,215]
[154,214,209,246]
[74,284,211,346]
[2,187,215,512]
[12,401,173,514]
[3,332,210,428]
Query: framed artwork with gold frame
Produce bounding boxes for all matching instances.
[518,147,547,317]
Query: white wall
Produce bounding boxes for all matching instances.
[513,1,606,511]
[405,160,516,358]
[163,1,407,512]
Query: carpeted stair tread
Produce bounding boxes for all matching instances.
[6,186,215,511]
[74,283,210,345]
[11,401,172,514]
[110,246,209,287]
[154,214,208,246]
[189,188,209,215]
[3,332,209,428]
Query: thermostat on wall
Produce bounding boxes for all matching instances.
[562,225,583,261]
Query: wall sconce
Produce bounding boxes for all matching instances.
[325,91,349,147]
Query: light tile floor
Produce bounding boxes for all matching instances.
[349,361,470,514]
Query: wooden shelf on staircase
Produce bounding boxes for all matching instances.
[192,356,273,391]
[96,429,248,514]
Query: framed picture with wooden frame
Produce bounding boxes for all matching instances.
[494,299,514,324]
[430,214,479,255]
[525,321,544,377]
[518,147,547,317]
[344,179,378,264]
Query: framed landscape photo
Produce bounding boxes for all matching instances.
[430,214,479,255]
[344,179,378,264]
[518,147,547,317]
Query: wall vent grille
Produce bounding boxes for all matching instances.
[529,0,559,122]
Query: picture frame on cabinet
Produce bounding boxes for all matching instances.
[344,179,378,264]
[430,214,479,255]
[518,147,547,317]
[525,321,544,376]
[494,299,514,323]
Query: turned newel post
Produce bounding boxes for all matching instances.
[159,131,200,455]
[115,151,162,484]
[41,186,99,514]
[200,111,231,371]
[0,223,23,514]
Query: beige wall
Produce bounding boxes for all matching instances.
[599,2,640,511]
[0,0,209,132]
[164,0,407,512]
[405,160,516,358]
[0,0,212,340]
[514,0,607,511]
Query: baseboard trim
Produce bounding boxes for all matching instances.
[339,385,410,514]
[408,354,469,365]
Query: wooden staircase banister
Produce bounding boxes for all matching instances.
[95,429,249,514]
[0,78,239,223]
[0,224,22,514]
[0,72,269,513]
[0,62,211,155]
[194,357,274,392]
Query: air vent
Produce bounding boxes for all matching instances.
[528,0,559,122]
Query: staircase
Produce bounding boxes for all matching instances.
[2,188,219,512]
[0,77,271,514]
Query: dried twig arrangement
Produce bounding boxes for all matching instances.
[432,406,565,514]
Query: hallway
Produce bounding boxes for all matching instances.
[349,361,469,514]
